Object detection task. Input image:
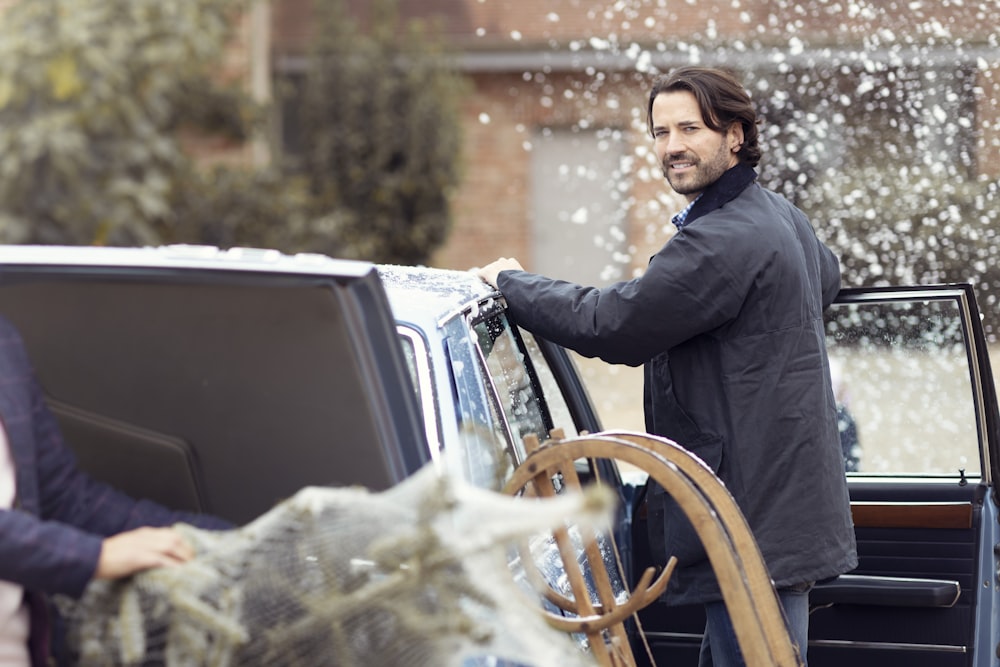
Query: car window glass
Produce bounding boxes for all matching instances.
[824,297,979,476]
[396,327,442,461]
[439,322,513,490]
[447,310,582,491]
[398,334,421,403]
[474,313,550,465]
[518,328,579,440]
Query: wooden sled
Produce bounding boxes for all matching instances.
[503,429,802,667]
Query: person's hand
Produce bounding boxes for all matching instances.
[94,526,196,580]
[475,257,524,289]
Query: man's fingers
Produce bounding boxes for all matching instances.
[474,257,524,288]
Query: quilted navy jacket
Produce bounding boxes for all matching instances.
[497,164,857,605]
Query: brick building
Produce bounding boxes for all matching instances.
[268,0,1000,287]
[3,0,996,284]
[2,0,995,429]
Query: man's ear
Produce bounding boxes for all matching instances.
[728,123,745,153]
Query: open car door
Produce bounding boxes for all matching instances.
[632,284,1000,667]
[807,284,1000,667]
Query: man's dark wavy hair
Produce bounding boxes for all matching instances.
[646,66,762,167]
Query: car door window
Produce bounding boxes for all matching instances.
[444,321,513,490]
[474,313,551,464]
[517,327,579,441]
[437,308,558,490]
[436,306,584,490]
[824,295,980,476]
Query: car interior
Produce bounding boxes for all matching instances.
[0,269,427,525]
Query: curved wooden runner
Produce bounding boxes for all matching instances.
[503,430,802,667]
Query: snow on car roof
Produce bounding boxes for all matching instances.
[377,263,497,326]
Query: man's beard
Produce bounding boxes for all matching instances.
[661,140,733,196]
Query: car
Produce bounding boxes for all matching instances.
[0,245,996,666]
[0,243,622,665]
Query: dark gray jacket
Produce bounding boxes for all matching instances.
[497,164,857,605]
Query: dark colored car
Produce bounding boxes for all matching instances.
[0,245,996,666]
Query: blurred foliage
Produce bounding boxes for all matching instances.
[291,0,465,265]
[159,166,311,250]
[799,169,1000,332]
[0,0,252,246]
[735,63,1000,337]
[0,0,463,266]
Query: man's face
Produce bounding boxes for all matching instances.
[651,90,743,202]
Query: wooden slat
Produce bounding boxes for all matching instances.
[851,502,973,529]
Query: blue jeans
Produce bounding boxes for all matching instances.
[698,584,811,667]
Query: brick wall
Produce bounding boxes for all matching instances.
[978,67,1000,179]
[4,0,996,270]
[269,0,1000,273]
[432,68,687,274]
[275,0,1000,54]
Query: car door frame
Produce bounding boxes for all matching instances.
[814,283,1000,667]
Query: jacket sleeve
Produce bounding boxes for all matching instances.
[778,196,840,309]
[818,241,842,309]
[497,222,758,366]
[0,508,103,598]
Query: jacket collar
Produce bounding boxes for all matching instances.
[684,162,758,227]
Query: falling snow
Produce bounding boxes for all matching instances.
[485,0,1000,343]
[467,0,1000,472]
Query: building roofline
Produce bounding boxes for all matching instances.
[454,43,998,73]
[276,42,998,74]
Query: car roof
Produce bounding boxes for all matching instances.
[0,244,376,277]
[0,245,498,329]
[377,263,497,329]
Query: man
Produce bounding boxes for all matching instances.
[477,66,857,665]
[0,315,230,666]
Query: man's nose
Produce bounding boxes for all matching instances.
[665,132,686,155]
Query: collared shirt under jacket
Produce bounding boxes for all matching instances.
[496,163,858,605]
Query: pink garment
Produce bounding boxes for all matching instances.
[0,426,30,667]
